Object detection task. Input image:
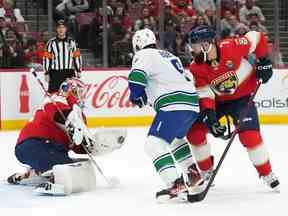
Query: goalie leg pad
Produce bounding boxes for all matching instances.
[47,159,96,195]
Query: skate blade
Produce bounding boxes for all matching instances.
[34,184,66,196]
[272,185,280,193]
[156,192,188,204]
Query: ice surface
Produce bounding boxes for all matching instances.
[0,126,286,215]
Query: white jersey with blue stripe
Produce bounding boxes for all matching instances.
[128,48,199,112]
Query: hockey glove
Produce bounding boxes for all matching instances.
[256,57,273,84]
[200,109,227,138]
[131,92,148,108]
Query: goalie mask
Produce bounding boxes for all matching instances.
[59,78,88,108]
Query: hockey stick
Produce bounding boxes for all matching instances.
[187,81,262,203]
[30,68,120,187]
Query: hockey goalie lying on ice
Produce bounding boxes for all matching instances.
[7,78,127,195]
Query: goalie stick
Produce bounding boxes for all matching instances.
[187,81,262,203]
[30,68,120,188]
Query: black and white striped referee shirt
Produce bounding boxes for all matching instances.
[43,37,82,73]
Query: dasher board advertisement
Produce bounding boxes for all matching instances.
[0,69,154,130]
[0,68,288,130]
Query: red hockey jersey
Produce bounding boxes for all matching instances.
[17,94,85,154]
[189,31,269,110]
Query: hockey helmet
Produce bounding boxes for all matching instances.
[189,25,216,44]
[59,78,88,107]
[132,28,156,53]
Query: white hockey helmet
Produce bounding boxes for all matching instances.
[132,28,156,53]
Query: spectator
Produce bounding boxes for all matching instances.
[66,0,89,14]
[108,16,127,66]
[247,13,267,34]
[2,28,24,67]
[54,0,89,39]
[54,0,68,21]
[226,15,241,37]
[0,16,7,37]
[221,0,240,18]
[66,0,89,39]
[196,15,208,26]
[134,7,158,32]
[163,5,179,29]
[205,8,217,28]
[193,0,216,15]
[24,38,39,66]
[221,10,233,31]
[174,30,190,66]
[172,0,195,17]
[234,23,249,36]
[36,30,49,61]
[24,30,49,68]
[164,20,177,53]
[179,15,198,33]
[249,21,267,35]
[114,3,133,32]
[0,16,5,66]
[110,32,133,66]
[239,0,265,25]
[88,9,102,59]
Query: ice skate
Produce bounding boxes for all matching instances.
[201,168,213,181]
[261,172,280,192]
[186,164,205,194]
[7,168,48,186]
[156,176,188,203]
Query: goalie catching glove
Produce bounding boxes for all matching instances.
[65,104,127,156]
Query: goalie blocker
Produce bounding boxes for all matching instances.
[8,78,127,195]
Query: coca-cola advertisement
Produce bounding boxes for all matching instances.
[81,70,154,117]
[19,74,30,113]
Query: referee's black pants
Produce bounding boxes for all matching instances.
[48,69,76,93]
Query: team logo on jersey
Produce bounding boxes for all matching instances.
[225,60,234,69]
[210,71,239,95]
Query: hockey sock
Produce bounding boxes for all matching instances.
[145,136,178,187]
[170,138,195,173]
[190,141,213,171]
[239,130,272,176]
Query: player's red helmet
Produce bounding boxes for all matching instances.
[59,78,88,107]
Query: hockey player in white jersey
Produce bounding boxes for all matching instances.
[128,28,204,202]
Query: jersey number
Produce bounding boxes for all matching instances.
[171,59,184,74]
[170,59,191,81]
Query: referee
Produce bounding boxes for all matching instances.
[43,20,82,93]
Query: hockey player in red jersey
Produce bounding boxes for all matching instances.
[186,25,280,191]
[8,78,126,195]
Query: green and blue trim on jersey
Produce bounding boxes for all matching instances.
[154,91,199,112]
[128,69,148,87]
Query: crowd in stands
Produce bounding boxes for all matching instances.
[0,0,271,68]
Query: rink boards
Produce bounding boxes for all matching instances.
[0,68,288,130]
